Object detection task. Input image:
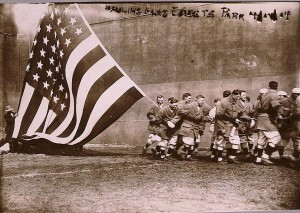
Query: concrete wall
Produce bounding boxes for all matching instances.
[0,3,299,147]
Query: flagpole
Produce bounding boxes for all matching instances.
[145,95,158,107]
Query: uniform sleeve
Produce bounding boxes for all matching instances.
[249,104,255,117]
[146,105,156,121]
[216,101,235,123]
[171,105,189,124]
[209,107,216,120]
[216,101,225,119]
[203,103,211,116]
[153,108,163,125]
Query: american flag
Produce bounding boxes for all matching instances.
[12,3,145,146]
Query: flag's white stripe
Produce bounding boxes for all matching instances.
[69,76,135,145]
[35,76,134,144]
[51,55,114,139]
[51,34,99,136]
[26,97,49,135]
[69,55,115,134]
[42,109,56,133]
[12,83,35,138]
[75,3,146,97]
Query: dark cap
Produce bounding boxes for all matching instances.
[223,90,231,98]
[269,81,278,90]
[214,98,221,103]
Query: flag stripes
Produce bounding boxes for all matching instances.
[69,77,141,145]
[13,84,37,138]
[26,97,49,135]
[72,66,124,139]
[72,87,144,146]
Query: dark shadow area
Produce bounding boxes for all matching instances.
[5,137,140,157]
[0,4,19,213]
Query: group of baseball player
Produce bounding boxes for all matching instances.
[142,81,300,166]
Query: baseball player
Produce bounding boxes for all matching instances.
[142,95,164,155]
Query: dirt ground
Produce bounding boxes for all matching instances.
[0,145,299,213]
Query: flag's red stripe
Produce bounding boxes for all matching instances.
[73,86,143,146]
[59,66,123,138]
[71,66,124,139]
[72,46,106,98]
[16,90,44,137]
[36,113,47,133]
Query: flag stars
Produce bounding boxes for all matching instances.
[54,8,59,15]
[43,36,49,45]
[29,51,34,59]
[56,39,60,48]
[51,44,56,53]
[37,60,43,69]
[61,28,66,36]
[26,64,30,72]
[65,38,71,47]
[70,17,77,25]
[65,92,68,99]
[43,81,50,90]
[50,11,54,20]
[49,57,54,65]
[60,50,64,58]
[37,25,41,33]
[59,84,64,92]
[40,49,46,57]
[57,17,62,26]
[33,73,40,82]
[61,103,66,111]
[53,79,57,85]
[54,31,57,39]
[46,69,53,77]
[46,24,52,32]
[33,39,37,46]
[53,95,59,103]
[50,90,53,97]
[64,6,70,14]
[75,28,82,36]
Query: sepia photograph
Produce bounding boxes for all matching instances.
[0,1,300,212]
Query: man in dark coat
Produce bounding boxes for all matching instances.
[1,105,18,147]
[142,95,164,155]
[214,89,243,164]
[254,81,281,165]
[170,95,210,160]
[277,88,300,162]
[152,97,178,160]
[238,90,255,156]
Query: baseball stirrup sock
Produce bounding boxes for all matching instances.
[210,143,214,151]
[292,150,300,158]
[226,148,232,156]
[242,148,249,154]
[248,143,253,150]
[217,150,223,158]
[167,148,174,155]
[257,148,263,157]
[277,147,284,156]
[265,144,276,156]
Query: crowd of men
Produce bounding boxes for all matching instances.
[142,81,300,166]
